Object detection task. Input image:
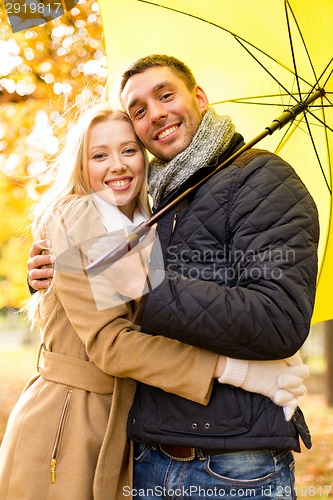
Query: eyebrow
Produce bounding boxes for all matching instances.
[127,81,170,113]
[89,140,138,152]
[89,145,109,152]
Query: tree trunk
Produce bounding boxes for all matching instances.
[325,320,333,406]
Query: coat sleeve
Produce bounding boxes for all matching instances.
[137,155,320,360]
[44,200,217,405]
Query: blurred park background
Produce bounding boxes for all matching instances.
[0,1,333,497]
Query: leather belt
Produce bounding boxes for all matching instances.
[158,444,233,462]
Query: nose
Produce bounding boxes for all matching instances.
[148,100,168,123]
[108,158,126,173]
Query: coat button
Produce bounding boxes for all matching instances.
[130,417,136,425]
[192,423,197,429]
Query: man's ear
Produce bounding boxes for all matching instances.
[195,85,209,115]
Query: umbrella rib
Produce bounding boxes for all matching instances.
[232,36,312,89]
[303,112,331,193]
[316,101,333,286]
[212,96,333,135]
[211,92,312,107]
[212,94,308,106]
[321,104,333,192]
[232,36,299,104]
[306,106,333,134]
[284,1,302,98]
[322,62,333,90]
[136,0,313,89]
[302,59,333,103]
[285,0,318,90]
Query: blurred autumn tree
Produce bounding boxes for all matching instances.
[0,0,107,309]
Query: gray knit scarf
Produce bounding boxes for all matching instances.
[148,108,235,208]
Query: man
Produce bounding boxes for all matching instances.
[29,55,318,499]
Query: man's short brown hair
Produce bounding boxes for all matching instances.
[120,54,197,96]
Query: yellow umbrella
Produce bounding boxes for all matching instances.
[100,0,333,323]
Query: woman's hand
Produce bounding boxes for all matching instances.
[27,239,54,291]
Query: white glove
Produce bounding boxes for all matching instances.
[276,352,309,421]
[218,353,309,421]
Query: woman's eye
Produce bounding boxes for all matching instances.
[93,153,107,160]
[123,148,137,155]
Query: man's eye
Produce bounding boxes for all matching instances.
[134,108,146,119]
[161,92,173,100]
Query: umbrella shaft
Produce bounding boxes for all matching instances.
[266,88,325,134]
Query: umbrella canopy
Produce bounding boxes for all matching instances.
[98,0,333,324]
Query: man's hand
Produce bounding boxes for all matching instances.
[28,239,54,291]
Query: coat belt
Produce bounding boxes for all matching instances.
[38,346,115,394]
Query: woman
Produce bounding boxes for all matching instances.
[0,103,306,500]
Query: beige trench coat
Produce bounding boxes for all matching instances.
[0,198,217,500]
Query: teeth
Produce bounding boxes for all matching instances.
[109,179,130,187]
[157,125,178,140]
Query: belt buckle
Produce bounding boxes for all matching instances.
[159,445,196,462]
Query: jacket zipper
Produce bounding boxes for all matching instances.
[169,199,188,245]
[50,388,73,483]
[169,211,180,245]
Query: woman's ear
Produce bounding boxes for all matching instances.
[195,85,209,115]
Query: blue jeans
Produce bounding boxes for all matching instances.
[132,444,296,499]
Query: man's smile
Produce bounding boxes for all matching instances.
[155,124,179,141]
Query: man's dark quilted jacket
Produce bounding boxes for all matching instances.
[128,137,319,452]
